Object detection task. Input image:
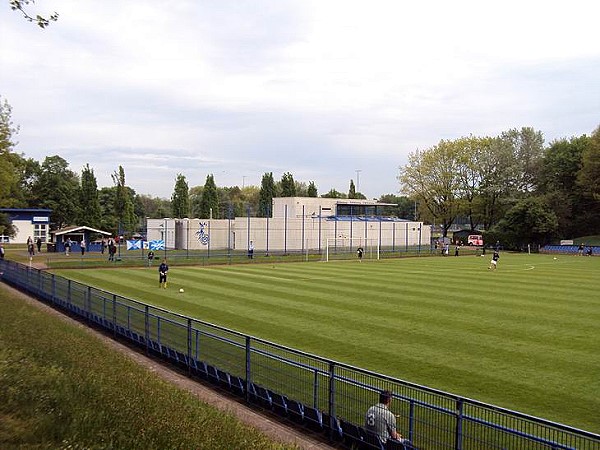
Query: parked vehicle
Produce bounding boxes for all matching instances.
[468,234,484,246]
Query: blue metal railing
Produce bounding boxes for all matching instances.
[1,259,598,450]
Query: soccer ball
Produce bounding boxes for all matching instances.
[553,257,557,260]
[179,288,184,293]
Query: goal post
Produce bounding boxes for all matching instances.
[323,237,380,262]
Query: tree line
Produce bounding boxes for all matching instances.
[0,97,413,237]
[399,126,600,248]
[3,96,597,245]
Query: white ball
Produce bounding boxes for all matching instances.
[179,288,184,293]
[553,257,557,260]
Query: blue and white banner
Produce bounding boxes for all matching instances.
[149,240,165,251]
[126,240,142,250]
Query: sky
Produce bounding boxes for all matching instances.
[1,1,599,200]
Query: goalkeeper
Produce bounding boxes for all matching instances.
[158,258,169,288]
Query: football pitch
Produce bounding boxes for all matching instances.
[54,253,600,433]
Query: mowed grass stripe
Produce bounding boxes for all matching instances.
[53,253,600,433]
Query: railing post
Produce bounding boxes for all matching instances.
[455,398,464,450]
[313,369,319,408]
[112,294,117,337]
[144,305,150,355]
[67,279,72,305]
[245,336,251,404]
[87,286,92,318]
[51,273,56,304]
[187,318,192,373]
[409,400,415,442]
[328,361,336,441]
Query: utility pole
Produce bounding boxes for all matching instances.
[355,169,362,192]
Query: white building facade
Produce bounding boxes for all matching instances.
[147,198,430,254]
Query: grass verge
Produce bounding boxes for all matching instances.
[0,286,298,450]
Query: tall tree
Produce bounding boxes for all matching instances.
[0,97,20,207]
[577,126,600,202]
[280,172,296,197]
[399,140,462,236]
[111,166,137,234]
[575,126,600,235]
[199,174,218,219]
[538,136,588,237]
[494,197,559,248]
[307,181,318,197]
[78,163,101,228]
[33,156,80,229]
[171,173,190,218]
[321,189,346,199]
[378,194,415,219]
[348,179,356,199]
[499,127,545,193]
[258,172,276,217]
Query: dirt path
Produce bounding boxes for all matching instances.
[1,283,336,450]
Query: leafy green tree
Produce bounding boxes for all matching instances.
[493,197,558,248]
[348,180,356,199]
[78,163,101,228]
[321,189,346,199]
[111,166,137,235]
[307,181,318,197]
[199,174,218,219]
[280,172,296,197]
[137,194,170,219]
[0,97,20,207]
[575,126,600,235]
[0,212,16,238]
[499,127,545,193]
[538,135,588,237]
[32,156,80,229]
[577,126,600,202]
[399,140,462,236]
[378,194,415,219]
[171,173,190,218]
[294,181,309,197]
[258,172,276,217]
[98,187,117,232]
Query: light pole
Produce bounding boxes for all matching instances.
[355,169,362,193]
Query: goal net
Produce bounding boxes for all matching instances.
[323,237,380,262]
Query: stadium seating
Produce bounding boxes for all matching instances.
[269,390,288,417]
[287,399,304,424]
[340,418,364,448]
[304,405,324,432]
[363,428,386,450]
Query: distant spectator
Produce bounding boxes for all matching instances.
[357,246,364,262]
[28,242,35,257]
[64,238,72,256]
[80,239,86,256]
[586,246,593,257]
[101,237,107,254]
[455,246,459,256]
[0,243,5,259]
[107,238,116,261]
[148,250,155,266]
[578,243,585,256]
[248,240,254,259]
[36,237,42,253]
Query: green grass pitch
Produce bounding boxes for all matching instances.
[54,253,600,433]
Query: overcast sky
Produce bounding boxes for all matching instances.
[1,1,599,199]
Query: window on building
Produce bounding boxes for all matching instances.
[33,224,47,242]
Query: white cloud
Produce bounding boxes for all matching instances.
[1,0,599,198]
